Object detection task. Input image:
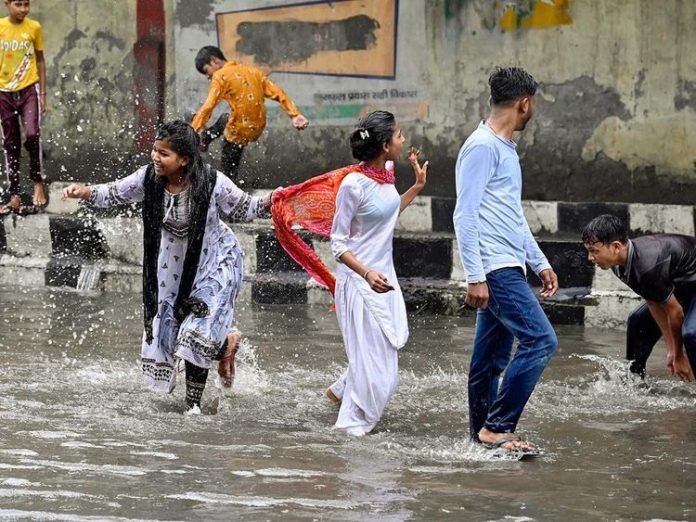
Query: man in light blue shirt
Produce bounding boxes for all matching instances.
[453,67,559,454]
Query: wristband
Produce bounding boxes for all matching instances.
[363,270,372,280]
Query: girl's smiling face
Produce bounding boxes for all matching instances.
[385,125,405,161]
[151,139,189,178]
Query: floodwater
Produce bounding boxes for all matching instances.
[0,286,694,521]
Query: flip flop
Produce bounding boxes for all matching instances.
[0,205,13,216]
[483,436,542,460]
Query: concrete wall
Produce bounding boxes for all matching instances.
[172,0,696,202]
[18,1,696,204]
[22,0,175,183]
[27,1,151,185]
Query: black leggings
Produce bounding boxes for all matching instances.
[626,297,696,377]
[184,338,229,409]
[200,113,245,183]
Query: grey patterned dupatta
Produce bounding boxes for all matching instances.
[142,163,217,343]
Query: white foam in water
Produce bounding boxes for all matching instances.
[165,491,357,510]
[129,451,178,460]
[535,354,696,418]
[20,458,150,477]
[61,441,104,449]
[254,468,326,478]
[0,509,157,521]
[0,478,37,487]
[0,449,39,457]
[214,337,269,397]
[20,431,83,440]
[76,264,102,292]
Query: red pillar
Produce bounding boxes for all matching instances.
[134,0,166,151]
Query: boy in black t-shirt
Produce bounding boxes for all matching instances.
[582,215,696,382]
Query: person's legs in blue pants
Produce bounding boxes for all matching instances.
[476,267,557,439]
[468,305,515,441]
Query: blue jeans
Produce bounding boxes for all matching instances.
[468,267,558,440]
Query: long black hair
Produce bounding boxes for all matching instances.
[349,110,396,162]
[154,120,210,209]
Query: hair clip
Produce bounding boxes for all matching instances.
[359,129,370,140]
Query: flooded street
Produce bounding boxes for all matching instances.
[0,285,695,521]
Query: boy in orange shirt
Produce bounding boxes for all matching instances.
[192,46,309,183]
[0,0,47,214]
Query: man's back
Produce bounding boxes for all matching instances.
[208,61,267,144]
[454,122,547,281]
[613,234,696,302]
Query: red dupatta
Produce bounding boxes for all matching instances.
[271,162,395,296]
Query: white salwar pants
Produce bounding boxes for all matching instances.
[330,279,400,436]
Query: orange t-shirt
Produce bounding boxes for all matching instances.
[0,16,43,92]
[192,61,300,145]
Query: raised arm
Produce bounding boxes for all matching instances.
[62,166,147,208]
[261,73,308,130]
[399,147,428,212]
[191,76,225,133]
[215,172,271,222]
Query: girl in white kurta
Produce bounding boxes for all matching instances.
[63,120,269,411]
[326,110,428,436]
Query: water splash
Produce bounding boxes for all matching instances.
[76,265,101,292]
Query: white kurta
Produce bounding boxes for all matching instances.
[328,172,409,436]
[90,166,268,393]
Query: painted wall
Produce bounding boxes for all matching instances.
[17,1,696,203]
[25,1,143,184]
[172,0,696,202]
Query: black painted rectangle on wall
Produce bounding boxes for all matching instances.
[527,240,594,288]
[256,231,312,273]
[252,280,307,305]
[393,236,452,279]
[0,219,6,254]
[431,197,456,233]
[49,217,109,260]
[558,202,629,236]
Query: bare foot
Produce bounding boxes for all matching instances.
[478,427,536,451]
[217,332,240,388]
[325,387,340,403]
[0,194,21,215]
[33,181,47,207]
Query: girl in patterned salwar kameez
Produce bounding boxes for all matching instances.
[62,120,271,412]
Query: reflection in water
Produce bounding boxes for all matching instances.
[0,286,694,520]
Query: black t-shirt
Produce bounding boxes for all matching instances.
[612,234,696,303]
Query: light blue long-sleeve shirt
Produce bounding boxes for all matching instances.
[453,122,551,283]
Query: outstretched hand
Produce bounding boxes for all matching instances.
[408,146,428,188]
[292,114,309,130]
[62,183,91,201]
